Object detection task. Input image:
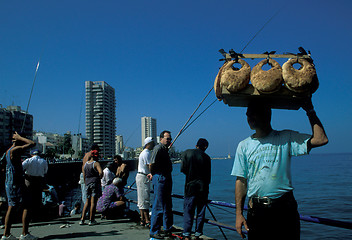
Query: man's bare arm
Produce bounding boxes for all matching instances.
[95,161,103,178]
[235,176,249,239]
[302,98,328,151]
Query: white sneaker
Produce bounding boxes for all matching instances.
[88,220,98,226]
[19,234,38,240]
[1,235,17,240]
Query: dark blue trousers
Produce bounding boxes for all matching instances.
[150,174,173,235]
[183,194,207,237]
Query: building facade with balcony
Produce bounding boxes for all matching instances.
[141,116,157,147]
[0,105,33,152]
[85,81,116,158]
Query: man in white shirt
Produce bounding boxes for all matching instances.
[22,150,48,217]
[136,137,155,227]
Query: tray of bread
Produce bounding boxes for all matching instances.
[214,48,318,110]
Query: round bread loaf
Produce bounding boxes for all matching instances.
[282,58,318,93]
[250,59,283,93]
[219,59,251,93]
[214,61,231,100]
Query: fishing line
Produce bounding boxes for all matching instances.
[75,91,85,155]
[239,5,285,54]
[21,59,41,133]
[169,87,214,148]
[170,5,284,147]
[77,91,85,135]
[180,99,217,135]
[122,125,140,152]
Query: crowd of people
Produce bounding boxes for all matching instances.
[0,98,328,240]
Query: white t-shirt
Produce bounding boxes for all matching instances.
[138,148,151,174]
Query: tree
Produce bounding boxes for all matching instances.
[68,148,75,158]
[44,148,56,159]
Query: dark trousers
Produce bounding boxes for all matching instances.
[183,194,207,237]
[150,174,173,235]
[247,192,300,240]
[24,175,44,210]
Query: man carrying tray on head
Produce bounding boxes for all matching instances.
[232,98,328,240]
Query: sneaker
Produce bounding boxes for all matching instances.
[79,220,86,225]
[88,220,98,226]
[149,233,164,239]
[19,234,38,240]
[164,226,180,233]
[1,235,17,240]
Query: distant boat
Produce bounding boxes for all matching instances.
[227,153,231,159]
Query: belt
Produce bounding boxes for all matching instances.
[137,172,148,176]
[249,191,294,208]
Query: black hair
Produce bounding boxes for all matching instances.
[196,138,209,151]
[247,100,272,123]
[160,130,171,139]
[91,143,100,151]
[114,155,122,162]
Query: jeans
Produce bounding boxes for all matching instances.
[150,174,173,235]
[183,194,207,237]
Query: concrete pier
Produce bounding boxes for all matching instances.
[3,214,214,240]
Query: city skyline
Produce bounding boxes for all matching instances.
[1,1,351,157]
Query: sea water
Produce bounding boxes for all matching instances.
[68,153,352,239]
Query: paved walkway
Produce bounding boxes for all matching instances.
[4,215,214,240]
[5,215,151,240]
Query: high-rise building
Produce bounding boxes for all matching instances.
[141,116,157,147]
[115,135,123,155]
[0,105,33,152]
[85,81,116,158]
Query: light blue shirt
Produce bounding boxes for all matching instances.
[231,130,310,198]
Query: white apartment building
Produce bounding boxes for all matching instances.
[85,81,116,158]
[141,116,157,147]
[115,135,123,155]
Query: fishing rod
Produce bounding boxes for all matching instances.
[120,125,140,153]
[21,60,40,133]
[169,87,214,148]
[169,6,284,148]
[239,5,285,54]
[180,99,217,136]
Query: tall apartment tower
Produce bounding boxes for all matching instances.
[115,135,123,154]
[141,116,157,147]
[0,105,33,152]
[85,81,116,158]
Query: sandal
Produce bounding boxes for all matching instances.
[139,220,145,226]
[145,222,151,228]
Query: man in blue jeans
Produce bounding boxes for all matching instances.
[181,138,211,240]
[148,131,174,239]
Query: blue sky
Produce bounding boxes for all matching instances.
[1,0,351,157]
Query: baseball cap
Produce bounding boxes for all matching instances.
[30,149,39,155]
[144,137,154,147]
